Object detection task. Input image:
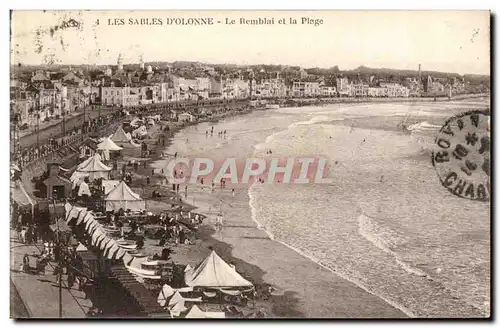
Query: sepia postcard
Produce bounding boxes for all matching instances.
[9,10,491,319]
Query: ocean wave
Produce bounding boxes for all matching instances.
[247,185,416,317]
[358,214,428,278]
[407,121,441,133]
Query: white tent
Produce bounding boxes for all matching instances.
[111,126,132,144]
[185,305,225,319]
[158,284,176,307]
[70,171,89,189]
[76,154,111,181]
[105,181,145,212]
[75,242,88,252]
[97,137,123,151]
[184,251,253,288]
[65,204,133,264]
[102,180,121,195]
[77,181,91,196]
[97,137,123,160]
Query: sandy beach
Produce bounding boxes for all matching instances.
[125,97,489,318]
[142,111,407,318]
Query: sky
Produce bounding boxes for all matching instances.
[10,10,491,75]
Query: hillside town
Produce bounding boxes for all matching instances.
[10,55,490,131]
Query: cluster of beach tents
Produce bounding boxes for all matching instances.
[155,250,254,318]
[69,153,145,212]
[64,203,139,262]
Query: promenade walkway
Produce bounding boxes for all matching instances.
[10,230,92,318]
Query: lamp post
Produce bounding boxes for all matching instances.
[36,94,41,151]
[51,198,63,318]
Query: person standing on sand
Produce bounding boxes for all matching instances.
[215,214,220,232]
[201,177,204,185]
[219,214,224,232]
[176,184,180,193]
[211,182,215,193]
[184,185,188,199]
[232,189,235,197]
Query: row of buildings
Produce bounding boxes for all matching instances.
[11,56,470,128]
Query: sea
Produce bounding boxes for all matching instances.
[163,98,490,318]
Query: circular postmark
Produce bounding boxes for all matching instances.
[432,110,490,202]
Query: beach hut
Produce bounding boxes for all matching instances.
[76,154,112,181]
[105,181,146,212]
[184,251,253,288]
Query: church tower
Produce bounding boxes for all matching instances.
[117,53,124,71]
[139,55,145,71]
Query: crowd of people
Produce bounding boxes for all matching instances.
[14,112,121,169]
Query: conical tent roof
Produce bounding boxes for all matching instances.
[105,181,142,201]
[78,181,91,196]
[185,305,205,318]
[97,137,123,151]
[185,305,225,319]
[184,251,253,288]
[111,126,132,142]
[157,284,175,307]
[77,154,111,172]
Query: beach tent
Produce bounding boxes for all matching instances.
[184,251,253,288]
[185,305,225,319]
[70,171,89,189]
[77,180,91,196]
[76,242,88,252]
[111,126,132,144]
[76,154,111,181]
[158,284,176,307]
[97,137,123,160]
[169,300,187,318]
[105,181,146,212]
[101,180,121,195]
[65,204,133,263]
